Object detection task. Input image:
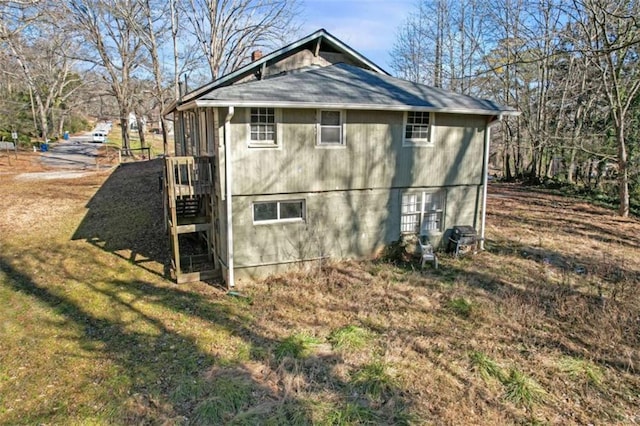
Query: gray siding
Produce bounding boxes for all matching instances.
[230,108,486,195]
[230,185,480,279]
[206,106,489,280]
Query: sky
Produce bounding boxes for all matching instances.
[300,0,416,73]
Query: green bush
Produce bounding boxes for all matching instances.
[65,114,91,134]
[0,131,30,147]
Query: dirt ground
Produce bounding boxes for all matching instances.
[0,150,52,173]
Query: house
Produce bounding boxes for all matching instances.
[162,29,518,286]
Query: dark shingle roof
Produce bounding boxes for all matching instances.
[195,63,516,115]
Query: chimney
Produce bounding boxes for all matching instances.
[251,50,263,62]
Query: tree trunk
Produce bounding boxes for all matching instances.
[567,147,577,184]
[57,112,66,137]
[505,150,513,181]
[37,99,48,142]
[616,123,630,216]
[160,115,169,155]
[120,114,130,154]
[136,114,145,148]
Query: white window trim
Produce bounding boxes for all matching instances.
[400,190,445,234]
[316,109,346,148]
[252,199,306,225]
[402,111,435,147]
[247,107,282,149]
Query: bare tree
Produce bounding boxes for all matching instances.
[390,2,432,85]
[136,0,172,153]
[170,0,180,100]
[180,0,301,80]
[572,0,640,217]
[391,0,489,92]
[0,1,79,141]
[62,0,146,153]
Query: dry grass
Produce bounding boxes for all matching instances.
[1,161,639,424]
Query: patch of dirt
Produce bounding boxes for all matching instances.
[15,171,94,181]
[0,151,53,174]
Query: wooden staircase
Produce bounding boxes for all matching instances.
[176,197,201,217]
[164,156,219,283]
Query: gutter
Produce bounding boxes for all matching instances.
[177,99,519,117]
[224,106,235,288]
[479,114,503,250]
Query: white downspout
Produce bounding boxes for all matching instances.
[224,106,235,288]
[479,114,502,251]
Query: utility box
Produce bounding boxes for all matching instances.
[448,226,477,257]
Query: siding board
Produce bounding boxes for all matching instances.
[230,185,481,277]
[231,108,486,195]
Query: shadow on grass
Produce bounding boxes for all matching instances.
[71,159,171,279]
[0,255,417,424]
[489,184,640,250]
[424,239,640,376]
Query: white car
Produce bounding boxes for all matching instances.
[92,132,106,143]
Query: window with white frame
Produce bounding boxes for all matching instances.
[400,190,444,233]
[403,111,433,145]
[249,107,276,146]
[317,110,344,145]
[253,200,305,223]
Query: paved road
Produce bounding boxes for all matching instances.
[39,133,112,170]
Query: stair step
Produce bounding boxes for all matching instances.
[175,197,202,217]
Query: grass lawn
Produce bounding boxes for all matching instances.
[0,157,639,424]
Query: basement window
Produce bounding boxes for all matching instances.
[253,200,305,224]
[403,111,434,146]
[400,190,444,233]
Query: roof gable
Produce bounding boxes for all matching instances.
[181,29,388,104]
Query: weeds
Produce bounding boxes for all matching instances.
[470,351,505,382]
[350,361,397,401]
[503,369,547,407]
[274,332,321,360]
[447,297,473,318]
[470,352,546,408]
[233,399,313,425]
[328,325,372,352]
[323,402,377,425]
[559,357,604,387]
[191,375,252,424]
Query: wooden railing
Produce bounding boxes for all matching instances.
[165,156,215,199]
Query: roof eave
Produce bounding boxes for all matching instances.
[182,99,519,116]
[162,99,178,116]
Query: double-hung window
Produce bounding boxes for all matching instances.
[253,200,305,224]
[249,107,277,147]
[400,190,445,234]
[403,111,434,146]
[317,110,344,146]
